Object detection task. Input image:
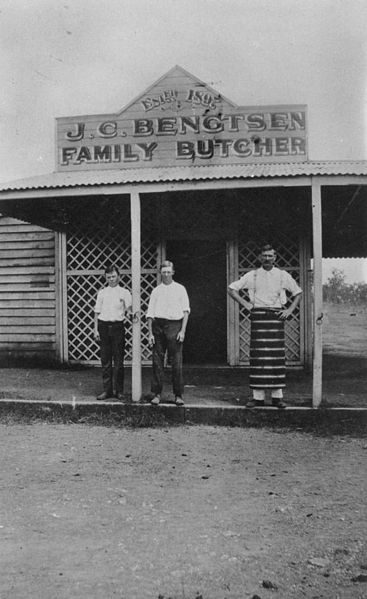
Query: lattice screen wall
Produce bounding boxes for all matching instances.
[237,234,303,365]
[65,192,306,366]
[66,197,159,364]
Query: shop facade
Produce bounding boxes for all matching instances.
[0,66,366,405]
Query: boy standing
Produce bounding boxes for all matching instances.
[94,265,132,401]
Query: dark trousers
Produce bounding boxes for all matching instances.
[98,320,126,395]
[151,319,184,397]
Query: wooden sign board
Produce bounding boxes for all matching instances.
[56,66,307,171]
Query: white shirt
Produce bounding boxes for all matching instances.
[95,286,132,321]
[147,281,190,320]
[229,267,302,308]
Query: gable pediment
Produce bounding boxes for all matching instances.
[118,65,236,116]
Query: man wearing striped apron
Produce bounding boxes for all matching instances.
[228,244,302,408]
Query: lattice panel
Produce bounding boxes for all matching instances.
[141,239,158,271]
[67,233,131,272]
[238,236,302,365]
[66,198,159,364]
[238,234,300,271]
[67,200,131,272]
[140,271,159,362]
[67,273,132,362]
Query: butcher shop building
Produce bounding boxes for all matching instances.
[0,66,366,405]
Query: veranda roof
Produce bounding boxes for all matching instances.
[1,160,367,192]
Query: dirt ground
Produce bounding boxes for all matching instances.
[323,302,367,357]
[1,424,366,599]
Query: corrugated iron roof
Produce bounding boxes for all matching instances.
[1,161,367,192]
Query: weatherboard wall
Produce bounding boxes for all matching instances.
[0,215,56,363]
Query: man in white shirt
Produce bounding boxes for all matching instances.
[228,244,302,409]
[94,265,132,401]
[147,260,190,406]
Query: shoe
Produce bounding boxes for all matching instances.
[175,396,184,406]
[246,399,265,408]
[96,391,113,401]
[272,399,287,409]
[150,395,160,405]
[116,393,125,401]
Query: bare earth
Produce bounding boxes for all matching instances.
[1,424,366,599]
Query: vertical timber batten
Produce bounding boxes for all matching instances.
[227,239,239,365]
[130,190,142,401]
[311,178,323,408]
[55,231,67,362]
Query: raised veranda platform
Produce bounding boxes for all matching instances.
[0,358,366,434]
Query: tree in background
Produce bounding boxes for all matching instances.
[323,268,346,303]
[323,268,367,305]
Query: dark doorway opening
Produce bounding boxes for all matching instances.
[166,240,227,364]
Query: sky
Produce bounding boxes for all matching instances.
[0,0,366,283]
[323,258,367,284]
[0,0,367,184]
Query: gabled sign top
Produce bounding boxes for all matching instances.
[117,65,237,115]
[56,66,307,171]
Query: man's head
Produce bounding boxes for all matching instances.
[160,260,174,285]
[259,244,276,270]
[105,265,120,287]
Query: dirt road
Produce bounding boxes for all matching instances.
[1,424,366,599]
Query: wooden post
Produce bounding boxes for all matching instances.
[55,231,68,363]
[227,239,239,365]
[311,179,323,408]
[130,190,142,402]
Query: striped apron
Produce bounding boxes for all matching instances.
[249,308,286,389]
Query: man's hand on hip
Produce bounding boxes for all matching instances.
[278,308,292,320]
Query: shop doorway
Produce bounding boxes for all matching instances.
[166,240,227,364]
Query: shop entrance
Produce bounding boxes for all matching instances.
[166,239,227,364]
